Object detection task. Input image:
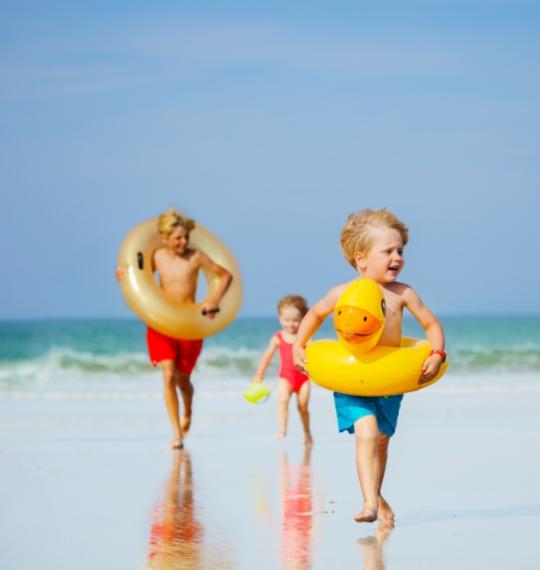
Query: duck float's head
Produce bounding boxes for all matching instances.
[334,278,386,355]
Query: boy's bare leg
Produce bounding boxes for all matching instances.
[176,371,194,436]
[353,415,380,523]
[277,379,293,438]
[376,434,395,527]
[160,360,183,449]
[296,381,313,445]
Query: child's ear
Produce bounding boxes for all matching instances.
[159,234,168,245]
[353,251,366,270]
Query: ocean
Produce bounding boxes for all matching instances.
[1,315,539,399]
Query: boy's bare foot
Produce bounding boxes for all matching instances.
[354,506,378,523]
[275,430,286,439]
[171,437,184,450]
[180,415,191,436]
[377,495,395,527]
[375,523,394,541]
[304,432,313,445]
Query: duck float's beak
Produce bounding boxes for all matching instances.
[333,278,385,355]
[334,306,383,345]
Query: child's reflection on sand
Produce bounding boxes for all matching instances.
[281,446,313,569]
[146,450,204,570]
[356,525,393,570]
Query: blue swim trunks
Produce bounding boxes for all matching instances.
[334,392,403,437]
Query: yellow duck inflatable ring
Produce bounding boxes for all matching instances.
[305,278,447,396]
[117,217,243,340]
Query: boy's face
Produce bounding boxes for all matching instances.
[279,305,304,335]
[354,226,404,284]
[162,225,190,255]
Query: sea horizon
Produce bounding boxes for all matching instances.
[2,311,540,323]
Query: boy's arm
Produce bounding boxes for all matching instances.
[198,252,233,319]
[253,336,279,382]
[403,287,446,383]
[293,284,345,371]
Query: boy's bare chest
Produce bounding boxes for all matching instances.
[155,253,199,282]
[380,288,404,344]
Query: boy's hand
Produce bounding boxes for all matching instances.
[115,265,127,281]
[201,302,220,319]
[419,354,443,384]
[293,344,307,373]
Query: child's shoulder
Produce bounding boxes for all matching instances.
[384,281,421,303]
[153,246,168,263]
[314,280,354,314]
[385,280,412,294]
[327,279,355,299]
[268,332,281,347]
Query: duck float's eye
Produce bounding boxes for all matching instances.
[337,310,342,316]
[363,316,367,322]
[381,299,386,316]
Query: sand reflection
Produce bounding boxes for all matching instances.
[146,450,204,570]
[356,525,393,570]
[281,446,313,569]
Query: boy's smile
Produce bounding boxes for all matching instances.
[354,226,404,284]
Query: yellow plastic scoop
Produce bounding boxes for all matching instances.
[243,381,271,404]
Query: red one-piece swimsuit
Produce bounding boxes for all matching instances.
[276,331,309,393]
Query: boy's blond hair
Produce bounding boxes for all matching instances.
[340,208,409,268]
[157,208,196,236]
[277,295,309,317]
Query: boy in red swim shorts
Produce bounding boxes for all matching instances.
[146,328,203,378]
[253,295,313,445]
[117,209,232,449]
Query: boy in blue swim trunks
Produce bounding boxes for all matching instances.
[293,208,445,526]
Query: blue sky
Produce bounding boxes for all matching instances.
[1,1,539,318]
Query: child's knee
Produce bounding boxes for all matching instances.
[176,372,193,391]
[279,394,291,406]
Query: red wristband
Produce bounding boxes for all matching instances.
[429,349,447,363]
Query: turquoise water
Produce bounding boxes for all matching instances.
[0,315,539,394]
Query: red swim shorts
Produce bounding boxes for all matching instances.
[146,327,203,375]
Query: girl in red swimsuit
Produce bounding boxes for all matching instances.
[253,295,313,444]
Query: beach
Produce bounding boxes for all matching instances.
[3,1,540,566]
[2,367,540,569]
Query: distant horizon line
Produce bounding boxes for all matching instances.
[1,312,540,324]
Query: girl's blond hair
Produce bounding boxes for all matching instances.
[340,208,409,268]
[277,295,309,317]
[157,208,195,236]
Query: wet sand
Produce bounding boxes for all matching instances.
[1,382,540,569]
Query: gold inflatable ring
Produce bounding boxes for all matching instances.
[117,217,243,339]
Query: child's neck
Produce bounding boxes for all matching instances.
[165,247,191,259]
[356,271,387,288]
[281,330,296,341]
